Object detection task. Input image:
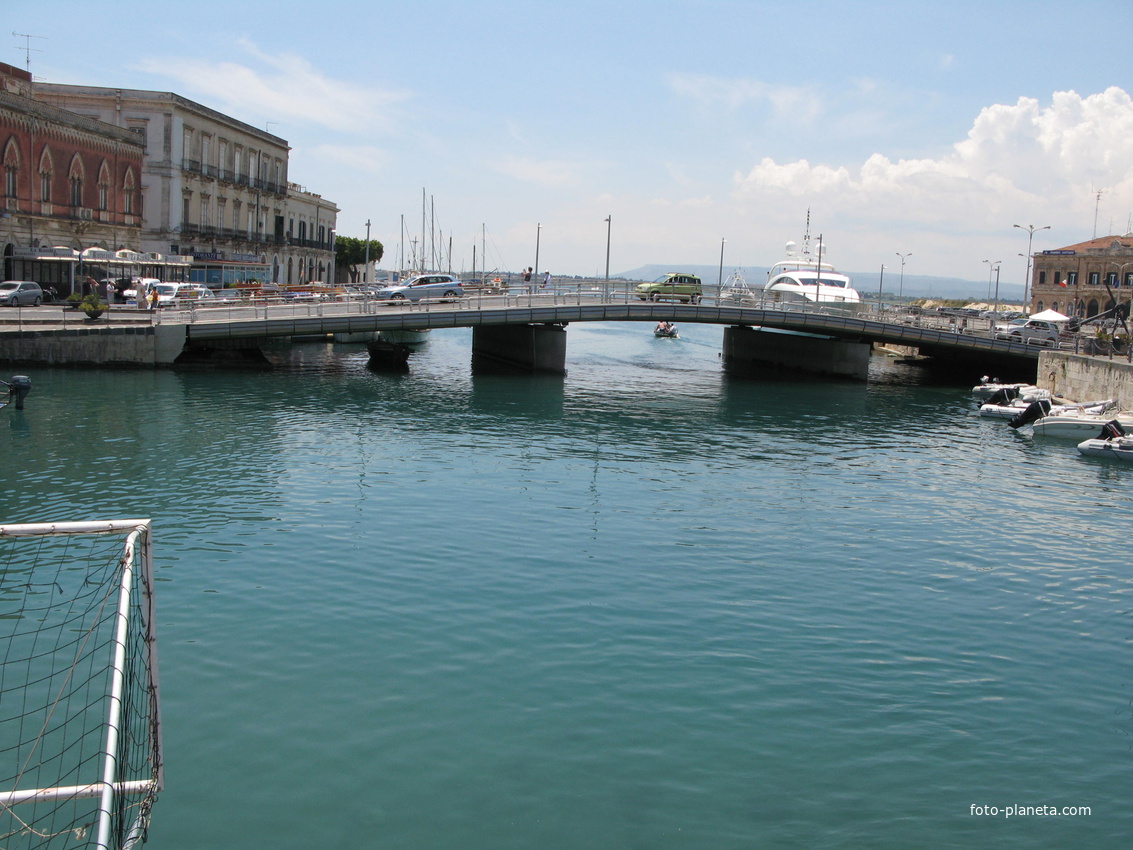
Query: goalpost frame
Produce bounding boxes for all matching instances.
[0,519,164,848]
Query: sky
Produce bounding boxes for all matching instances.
[8,0,1133,285]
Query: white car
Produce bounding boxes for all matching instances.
[154,283,215,307]
[996,319,1065,343]
[373,274,464,302]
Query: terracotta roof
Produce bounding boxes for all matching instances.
[1054,234,1133,252]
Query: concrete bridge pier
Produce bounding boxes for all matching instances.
[472,323,567,374]
[723,325,871,381]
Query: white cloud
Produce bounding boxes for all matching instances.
[488,155,580,187]
[134,39,411,133]
[733,87,1133,235]
[297,145,391,177]
[667,73,822,123]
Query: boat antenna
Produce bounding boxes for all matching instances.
[803,208,811,257]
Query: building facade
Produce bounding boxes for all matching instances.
[1030,234,1133,319]
[32,82,337,288]
[1,62,147,292]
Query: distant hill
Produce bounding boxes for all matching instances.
[617,264,1023,303]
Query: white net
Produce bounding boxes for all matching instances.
[0,521,162,849]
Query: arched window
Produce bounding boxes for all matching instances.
[38,147,53,202]
[69,154,85,208]
[1036,300,1045,312]
[3,137,20,199]
[1087,299,1099,317]
[123,167,136,215]
[97,160,111,211]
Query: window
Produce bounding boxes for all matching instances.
[123,168,136,214]
[97,161,110,211]
[2,138,19,198]
[1067,272,1078,286]
[38,147,53,202]
[1038,271,1046,286]
[1089,272,1099,286]
[182,193,191,226]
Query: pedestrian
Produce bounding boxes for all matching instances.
[523,267,532,293]
[543,270,551,290]
[148,287,159,311]
[83,276,95,297]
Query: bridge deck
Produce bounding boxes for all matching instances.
[170,293,1045,364]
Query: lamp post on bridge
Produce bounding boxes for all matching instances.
[604,215,611,300]
[534,223,542,294]
[982,259,1000,306]
[896,252,911,300]
[878,264,886,315]
[718,238,726,291]
[1013,224,1049,313]
[364,219,371,285]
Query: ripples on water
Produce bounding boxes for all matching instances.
[2,322,1131,848]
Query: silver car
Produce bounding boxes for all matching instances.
[373,274,464,302]
[0,281,44,307]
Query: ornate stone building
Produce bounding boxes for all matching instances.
[1030,234,1133,319]
[1,62,146,292]
[32,82,337,287]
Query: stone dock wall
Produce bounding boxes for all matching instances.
[1039,351,1133,407]
[0,323,187,367]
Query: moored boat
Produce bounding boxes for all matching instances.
[1077,421,1133,461]
[763,226,862,312]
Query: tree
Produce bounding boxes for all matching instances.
[334,236,385,283]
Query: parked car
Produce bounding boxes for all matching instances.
[635,273,703,303]
[997,319,1065,343]
[153,283,215,307]
[373,274,464,302]
[0,281,44,307]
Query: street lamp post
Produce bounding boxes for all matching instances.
[718,238,726,290]
[983,259,1000,305]
[1014,224,1050,312]
[878,264,886,314]
[534,223,542,290]
[604,216,611,300]
[895,252,911,300]
[364,219,371,285]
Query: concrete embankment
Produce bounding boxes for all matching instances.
[1039,351,1133,408]
[0,316,186,367]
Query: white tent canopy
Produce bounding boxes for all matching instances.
[1029,309,1071,322]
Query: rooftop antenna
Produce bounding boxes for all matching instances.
[265,121,278,134]
[12,32,46,74]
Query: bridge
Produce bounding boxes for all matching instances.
[165,291,1043,379]
[0,291,1047,379]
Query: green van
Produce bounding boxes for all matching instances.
[635,273,703,303]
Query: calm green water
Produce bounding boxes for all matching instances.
[2,322,1131,848]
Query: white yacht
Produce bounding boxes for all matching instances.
[764,233,862,312]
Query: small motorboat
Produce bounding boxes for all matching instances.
[1077,421,1133,461]
[978,386,1053,418]
[994,397,1113,424]
[654,323,679,338]
[1007,398,1133,437]
[972,378,1039,399]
